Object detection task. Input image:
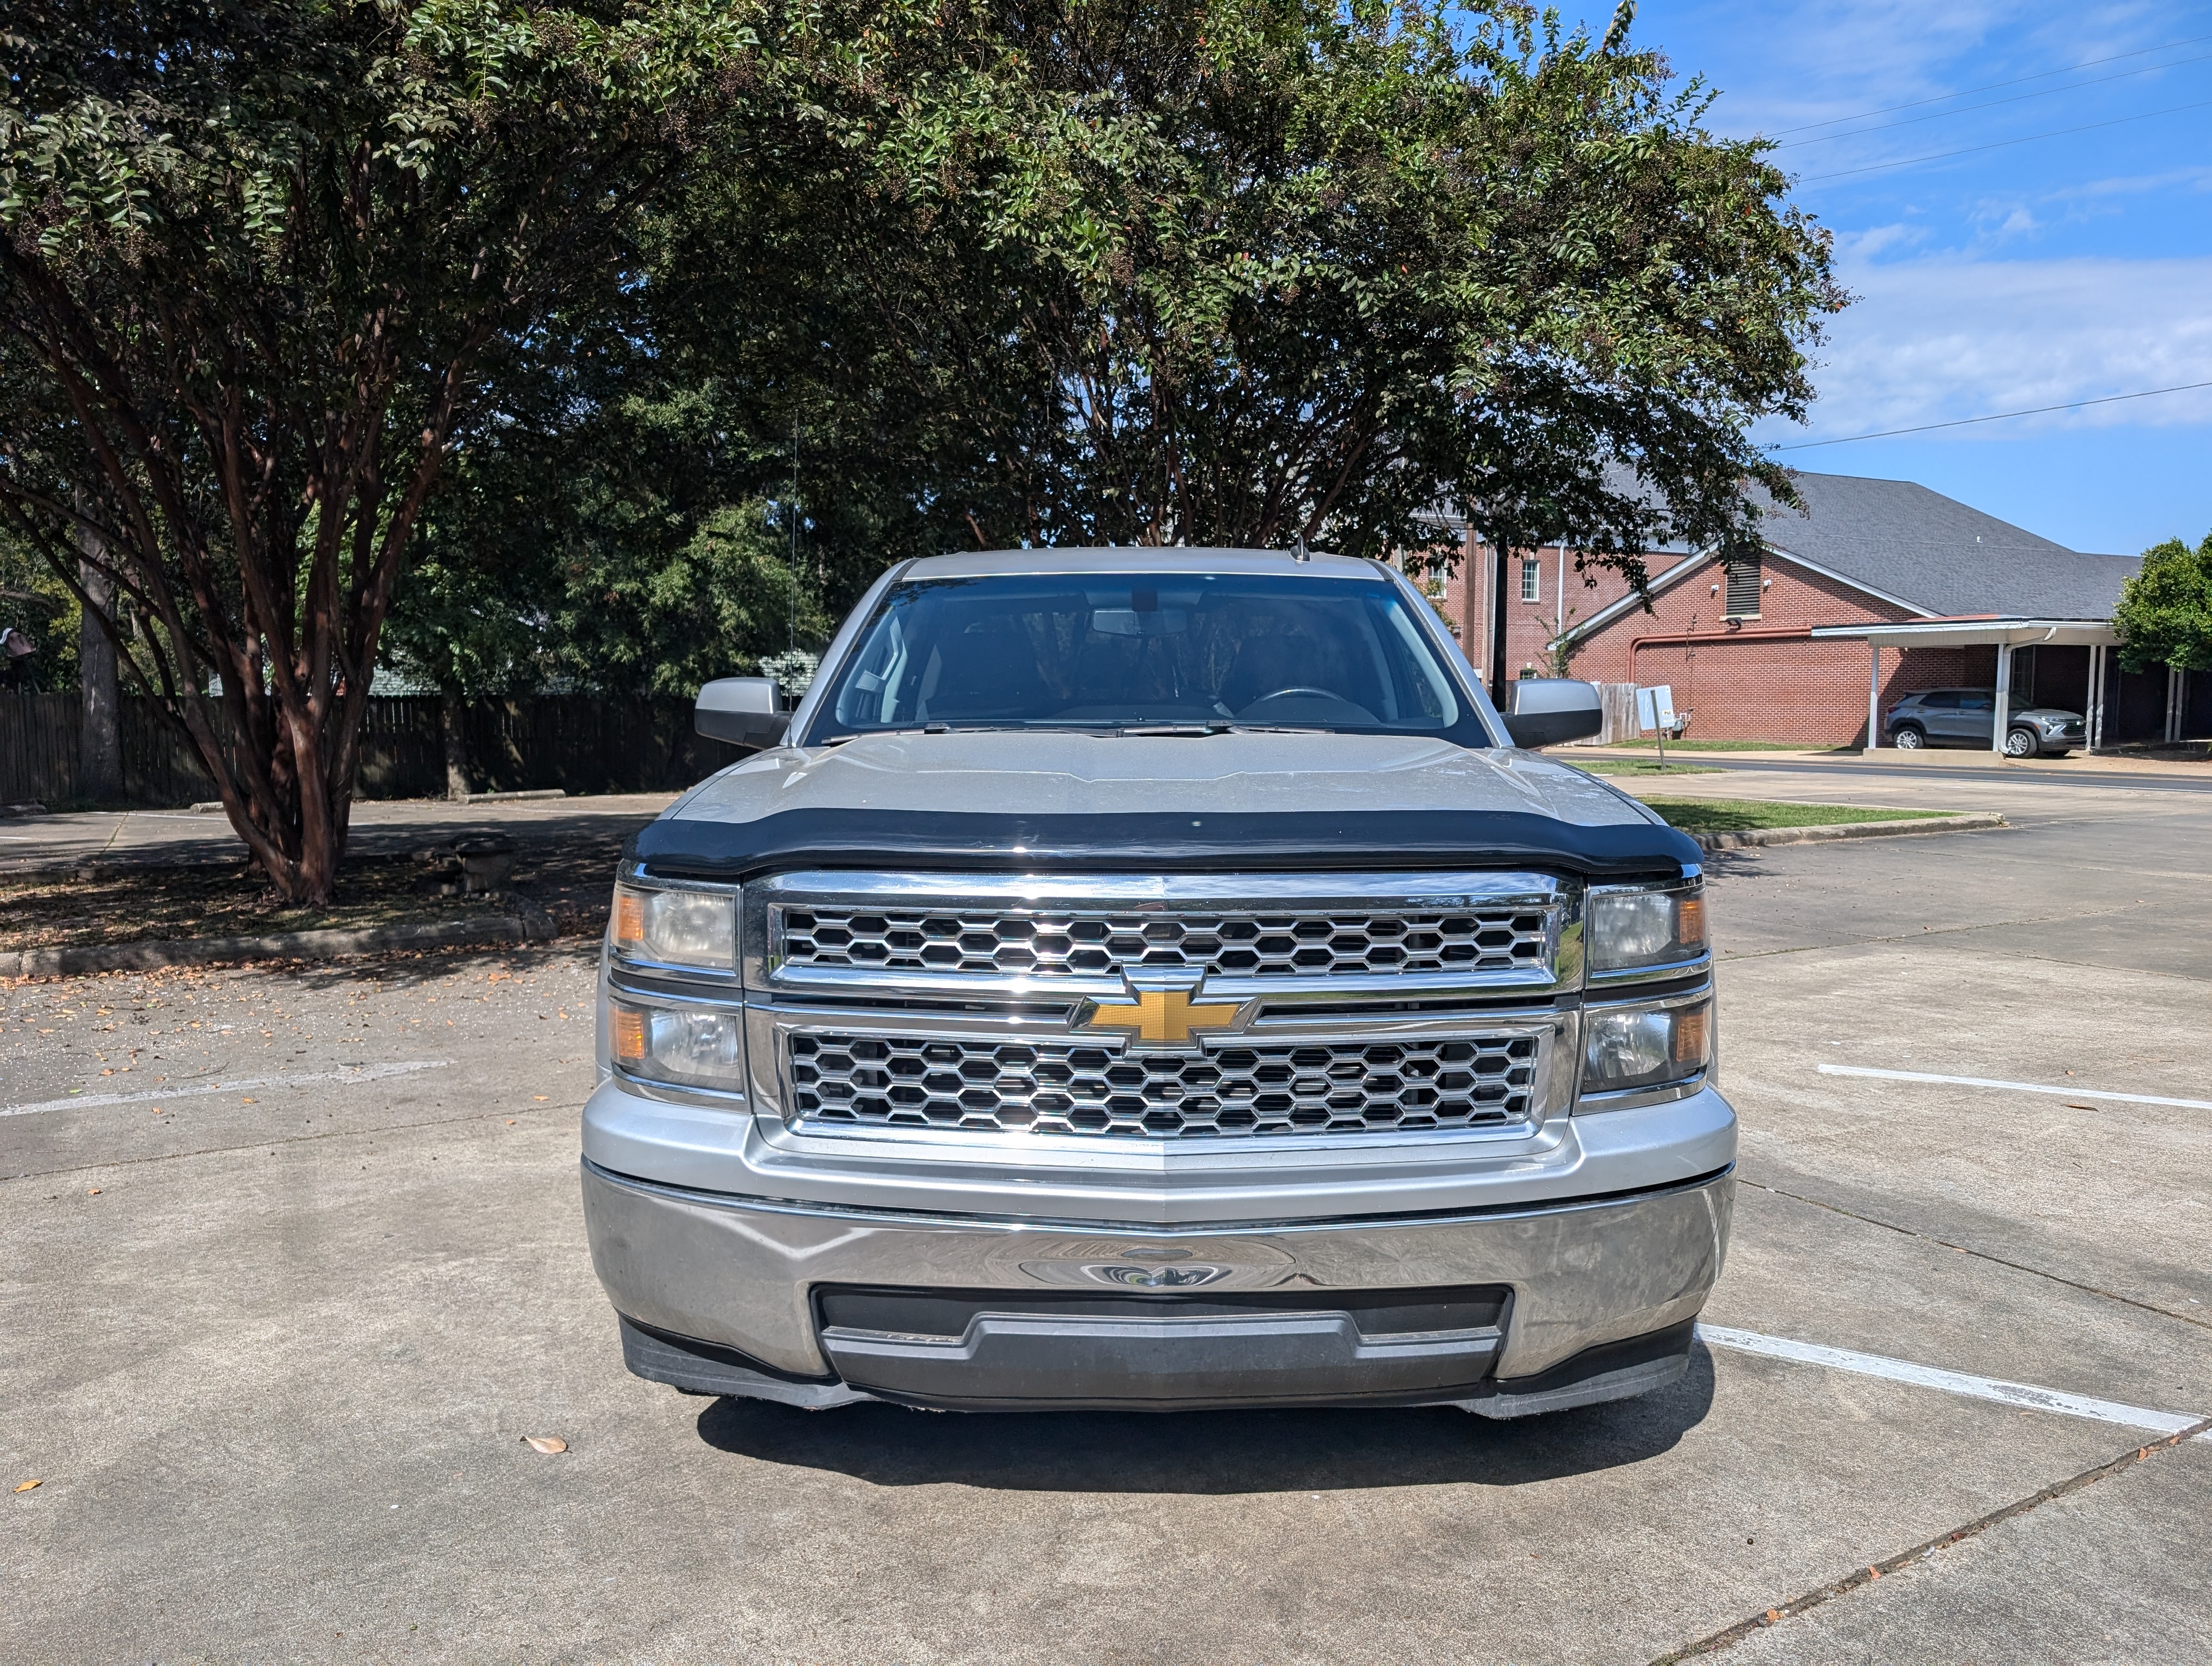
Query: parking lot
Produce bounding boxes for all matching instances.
[4,764,2209,1665]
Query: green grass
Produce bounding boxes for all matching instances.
[1639,799,1958,835]
[1570,759,1724,777]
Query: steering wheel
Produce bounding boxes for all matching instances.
[1245,686,1341,704]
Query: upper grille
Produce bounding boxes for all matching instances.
[777,906,1551,980]
[786,1031,1539,1139]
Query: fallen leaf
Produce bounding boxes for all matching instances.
[2065,1103,2094,1111]
[87,1188,101,1196]
[506,1119,516,1126]
[13,1479,41,1492]
[533,1095,549,1102]
[523,1435,568,1454]
[241,1097,256,1104]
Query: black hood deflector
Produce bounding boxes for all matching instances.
[627,809,1700,881]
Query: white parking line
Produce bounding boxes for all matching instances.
[1,1060,451,1118]
[1700,1324,2209,1438]
[1818,1063,2212,1113]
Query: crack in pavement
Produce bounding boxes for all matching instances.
[1740,1177,2212,1334]
[1646,1414,2212,1663]
[0,1104,568,1184]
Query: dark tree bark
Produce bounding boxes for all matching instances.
[441,691,470,802]
[75,503,123,803]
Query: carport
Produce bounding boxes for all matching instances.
[1811,618,2130,752]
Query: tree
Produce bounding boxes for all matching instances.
[2114,531,2212,675]
[693,0,1840,575]
[387,346,834,704]
[0,524,76,690]
[391,0,1840,712]
[0,0,762,899]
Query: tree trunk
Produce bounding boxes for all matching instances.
[75,503,123,803]
[442,690,470,802]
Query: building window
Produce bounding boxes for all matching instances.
[1724,555,1762,619]
[1520,557,1540,604]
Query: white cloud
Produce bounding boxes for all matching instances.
[1765,252,2212,443]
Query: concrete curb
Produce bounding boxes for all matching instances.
[1693,812,2005,852]
[3,907,569,980]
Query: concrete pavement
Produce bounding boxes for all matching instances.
[2,783,2208,1663]
[0,792,682,874]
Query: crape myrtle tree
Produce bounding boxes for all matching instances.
[0,0,781,901]
[676,0,1841,589]
[395,0,1840,716]
[2113,531,2212,680]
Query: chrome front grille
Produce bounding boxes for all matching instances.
[777,905,1552,979]
[786,1032,1540,1139]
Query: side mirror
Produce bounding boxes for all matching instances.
[1501,678,1602,749]
[696,676,791,749]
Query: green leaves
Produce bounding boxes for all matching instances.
[2114,533,2212,675]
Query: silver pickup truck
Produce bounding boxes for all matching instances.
[582,548,1733,1417]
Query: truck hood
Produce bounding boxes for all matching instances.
[670,730,1656,830]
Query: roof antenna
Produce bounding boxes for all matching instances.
[1293,533,1310,563]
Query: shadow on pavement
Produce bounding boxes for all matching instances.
[692,1343,1716,1492]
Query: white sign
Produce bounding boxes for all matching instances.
[1636,685,1676,733]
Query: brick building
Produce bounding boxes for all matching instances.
[1414,470,2205,748]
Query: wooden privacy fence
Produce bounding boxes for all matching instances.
[1563,682,1641,746]
[1,693,746,808]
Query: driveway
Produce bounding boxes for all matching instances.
[3,787,2207,1663]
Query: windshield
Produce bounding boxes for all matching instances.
[811,572,1487,742]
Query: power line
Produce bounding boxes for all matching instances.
[1798,97,2212,182]
[1771,381,2212,450]
[1766,30,2212,137]
[1776,50,2212,148]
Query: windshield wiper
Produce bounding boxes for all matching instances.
[1116,723,1232,737]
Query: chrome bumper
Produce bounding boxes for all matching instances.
[580,1157,1734,1395]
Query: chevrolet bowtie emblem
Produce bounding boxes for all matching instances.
[1075,980,1248,1048]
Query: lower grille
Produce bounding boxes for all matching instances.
[786,1031,1539,1139]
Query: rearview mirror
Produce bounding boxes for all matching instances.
[696,676,791,750]
[1501,678,1602,749]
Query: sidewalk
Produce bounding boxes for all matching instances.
[1568,745,2210,779]
[0,792,681,874]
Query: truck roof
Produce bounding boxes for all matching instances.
[903,547,1387,581]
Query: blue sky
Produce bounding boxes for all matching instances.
[1554,1,2212,555]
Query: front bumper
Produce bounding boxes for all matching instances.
[580,1155,1734,1411]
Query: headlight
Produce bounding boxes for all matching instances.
[611,998,747,1091]
[1582,996,1712,1097]
[1588,882,1707,973]
[610,881,736,973]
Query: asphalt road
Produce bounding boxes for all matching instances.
[3,783,2208,1663]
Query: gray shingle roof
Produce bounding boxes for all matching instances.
[1753,471,2137,619]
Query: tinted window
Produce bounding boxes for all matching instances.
[1917,691,1960,709]
[1958,691,1995,712]
[814,573,1481,740]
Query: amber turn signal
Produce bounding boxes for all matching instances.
[612,1003,648,1066]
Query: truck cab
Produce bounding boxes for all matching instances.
[581,548,1734,1416]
